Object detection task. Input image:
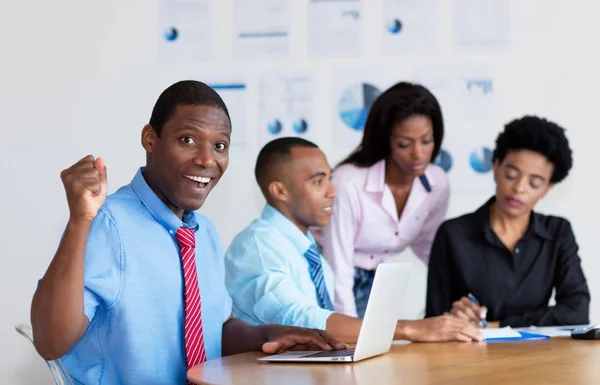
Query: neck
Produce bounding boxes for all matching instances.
[142,167,185,220]
[270,202,309,234]
[384,158,415,187]
[489,201,530,237]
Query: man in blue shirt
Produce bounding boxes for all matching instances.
[225,138,482,343]
[30,81,345,384]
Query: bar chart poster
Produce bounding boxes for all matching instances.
[208,80,248,145]
[233,0,291,60]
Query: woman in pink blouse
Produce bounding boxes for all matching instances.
[321,82,449,318]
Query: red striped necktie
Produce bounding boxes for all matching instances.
[175,227,207,374]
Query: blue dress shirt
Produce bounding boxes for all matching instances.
[224,205,335,330]
[60,168,232,385]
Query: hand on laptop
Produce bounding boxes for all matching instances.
[262,325,348,354]
[400,314,483,342]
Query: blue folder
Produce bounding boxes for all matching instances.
[484,331,550,342]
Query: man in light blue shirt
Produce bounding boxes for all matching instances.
[225,138,482,344]
[227,203,336,330]
[30,81,345,385]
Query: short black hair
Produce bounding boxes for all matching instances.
[149,80,231,136]
[493,116,572,184]
[255,137,319,197]
[340,82,444,167]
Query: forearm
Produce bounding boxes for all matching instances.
[325,313,363,343]
[31,219,91,359]
[222,318,269,356]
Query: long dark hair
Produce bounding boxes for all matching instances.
[339,82,444,168]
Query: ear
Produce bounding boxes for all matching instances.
[268,180,289,203]
[141,124,158,154]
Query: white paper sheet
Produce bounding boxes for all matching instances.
[258,71,315,147]
[307,0,365,58]
[481,327,522,340]
[453,0,510,49]
[158,0,217,62]
[413,64,500,194]
[234,0,291,60]
[207,80,248,145]
[514,325,590,338]
[382,0,443,55]
[332,69,394,148]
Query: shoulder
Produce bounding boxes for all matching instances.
[533,212,574,239]
[426,164,449,195]
[332,163,369,186]
[99,185,139,219]
[437,210,479,237]
[227,219,285,257]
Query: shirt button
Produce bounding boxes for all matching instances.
[370,255,375,259]
[395,232,399,236]
[515,247,520,254]
[384,250,389,253]
[169,230,174,234]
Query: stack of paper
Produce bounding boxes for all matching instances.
[480,327,550,341]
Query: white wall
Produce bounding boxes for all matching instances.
[2,0,600,383]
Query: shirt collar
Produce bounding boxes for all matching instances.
[261,204,314,255]
[364,159,436,193]
[477,197,554,243]
[130,167,198,234]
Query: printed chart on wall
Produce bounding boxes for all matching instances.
[207,79,248,145]
[258,71,315,148]
[414,64,500,193]
[452,0,510,49]
[307,0,365,58]
[233,0,291,60]
[333,69,394,148]
[436,126,497,195]
[158,0,217,62]
[382,0,443,55]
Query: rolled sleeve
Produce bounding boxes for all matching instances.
[82,209,123,322]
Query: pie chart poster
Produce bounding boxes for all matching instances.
[333,71,394,148]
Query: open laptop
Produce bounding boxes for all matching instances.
[258,262,411,363]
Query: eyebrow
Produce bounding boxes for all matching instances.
[174,124,231,140]
[307,171,330,180]
[396,131,434,141]
[506,164,547,181]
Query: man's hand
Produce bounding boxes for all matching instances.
[262,325,348,354]
[450,296,488,326]
[61,155,107,223]
[402,314,483,342]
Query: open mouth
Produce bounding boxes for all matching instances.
[184,175,211,188]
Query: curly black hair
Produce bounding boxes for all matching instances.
[339,82,444,168]
[493,116,572,184]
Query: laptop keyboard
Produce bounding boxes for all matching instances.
[303,348,356,358]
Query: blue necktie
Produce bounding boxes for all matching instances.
[304,244,334,311]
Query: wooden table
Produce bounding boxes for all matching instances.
[188,338,600,385]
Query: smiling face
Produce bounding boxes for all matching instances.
[493,149,554,218]
[142,104,231,218]
[270,147,337,233]
[388,115,435,177]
